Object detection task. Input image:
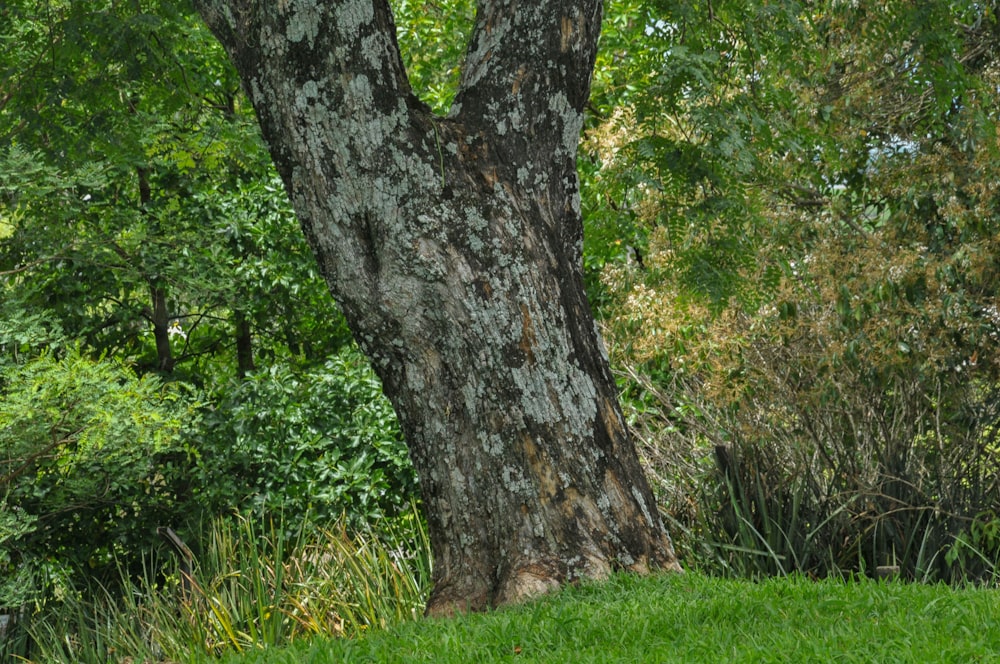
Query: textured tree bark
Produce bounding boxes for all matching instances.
[193,0,681,614]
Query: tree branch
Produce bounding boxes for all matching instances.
[0,427,87,490]
[0,250,70,277]
[452,0,602,160]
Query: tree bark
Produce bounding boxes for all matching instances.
[234,307,255,378]
[193,0,681,614]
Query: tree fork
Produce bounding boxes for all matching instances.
[193,0,682,614]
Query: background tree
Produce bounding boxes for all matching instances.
[589,0,1000,581]
[0,0,348,379]
[0,0,410,607]
[192,0,682,614]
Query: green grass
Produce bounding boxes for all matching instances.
[218,572,1000,664]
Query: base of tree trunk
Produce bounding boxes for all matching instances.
[426,551,683,617]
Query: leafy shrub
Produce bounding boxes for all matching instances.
[0,346,202,607]
[196,344,418,530]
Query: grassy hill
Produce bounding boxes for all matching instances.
[217,572,1000,663]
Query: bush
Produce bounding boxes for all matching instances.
[0,346,203,607]
[195,344,418,530]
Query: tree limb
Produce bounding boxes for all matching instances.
[0,249,73,276]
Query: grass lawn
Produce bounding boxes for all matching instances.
[218,572,1000,663]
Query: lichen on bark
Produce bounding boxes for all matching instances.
[194,0,682,615]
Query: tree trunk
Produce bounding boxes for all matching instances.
[194,0,681,614]
[149,283,175,373]
[137,165,175,374]
[234,307,255,378]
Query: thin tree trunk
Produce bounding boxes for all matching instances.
[149,283,174,373]
[194,0,681,614]
[137,165,175,374]
[234,307,255,378]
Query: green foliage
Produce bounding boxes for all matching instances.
[0,345,202,606]
[582,0,805,309]
[391,0,475,114]
[0,0,334,379]
[586,0,1000,311]
[0,299,66,377]
[0,0,407,616]
[201,176,352,371]
[595,0,1000,582]
[197,345,418,529]
[0,500,38,610]
[946,509,1000,576]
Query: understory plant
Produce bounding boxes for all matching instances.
[0,344,202,608]
[15,507,430,663]
[610,226,1000,583]
[196,344,418,533]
